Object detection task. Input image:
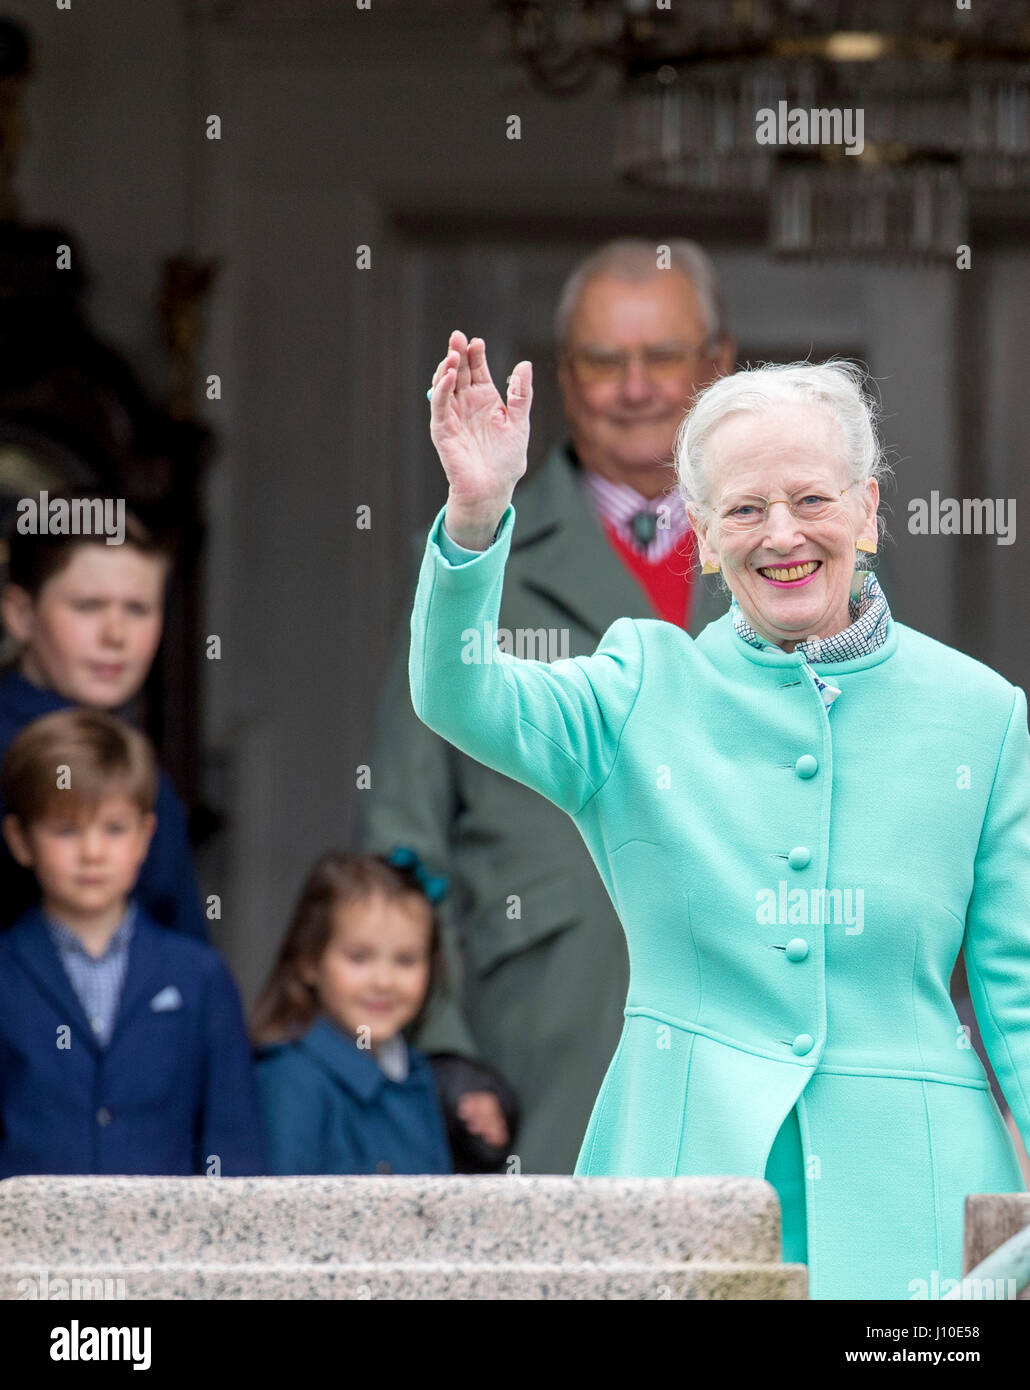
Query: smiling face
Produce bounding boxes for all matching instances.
[557,271,735,492]
[691,401,879,651]
[2,544,168,710]
[305,891,433,1047]
[3,793,156,930]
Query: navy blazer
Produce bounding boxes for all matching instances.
[0,905,265,1177]
[0,670,208,941]
[255,1016,453,1175]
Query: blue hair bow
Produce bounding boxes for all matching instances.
[385,845,449,904]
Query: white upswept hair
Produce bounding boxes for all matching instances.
[674,359,891,524]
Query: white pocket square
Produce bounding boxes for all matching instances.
[149,985,183,1012]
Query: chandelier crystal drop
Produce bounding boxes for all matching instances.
[502,0,1030,259]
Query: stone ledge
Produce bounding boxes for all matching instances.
[0,1174,808,1300]
[2,1262,806,1300]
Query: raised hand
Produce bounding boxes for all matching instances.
[429,330,532,548]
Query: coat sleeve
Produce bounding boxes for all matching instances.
[963,684,1030,1154]
[254,1051,350,1174]
[409,501,644,819]
[195,955,268,1175]
[354,528,482,1059]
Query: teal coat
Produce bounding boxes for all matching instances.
[410,499,1030,1300]
[254,1017,453,1176]
[357,442,728,1173]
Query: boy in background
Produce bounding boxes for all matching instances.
[0,492,206,938]
[0,707,264,1176]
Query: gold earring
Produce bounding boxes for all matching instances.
[701,559,721,574]
[855,538,877,555]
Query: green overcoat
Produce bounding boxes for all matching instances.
[409,497,1030,1301]
[356,443,727,1172]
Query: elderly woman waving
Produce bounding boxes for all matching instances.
[411,330,1030,1300]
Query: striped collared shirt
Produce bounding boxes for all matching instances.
[44,902,137,1048]
[579,467,692,562]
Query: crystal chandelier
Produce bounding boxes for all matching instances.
[500,0,1030,259]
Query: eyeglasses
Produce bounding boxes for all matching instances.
[713,482,859,531]
[564,340,716,387]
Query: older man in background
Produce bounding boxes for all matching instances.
[358,235,1024,1182]
[357,239,736,1172]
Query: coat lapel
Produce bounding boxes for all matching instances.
[298,1016,387,1101]
[107,912,173,1049]
[10,909,101,1055]
[510,443,729,642]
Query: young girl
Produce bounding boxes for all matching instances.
[252,848,512,1175]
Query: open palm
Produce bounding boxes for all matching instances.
[429,331,533,511]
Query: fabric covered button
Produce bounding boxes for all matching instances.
[785,938,810,962]
[794,754,818,779]
[792,1034,814,1056]
[788,845,811,870]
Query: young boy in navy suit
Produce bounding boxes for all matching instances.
[0,492,206,939]
[0,708,264,1177]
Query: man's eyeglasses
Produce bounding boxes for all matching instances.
[564,340,716,387]
[712,482,859,532]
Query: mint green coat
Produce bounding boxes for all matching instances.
[410,499,1030,1300]
[359,442,731,1174]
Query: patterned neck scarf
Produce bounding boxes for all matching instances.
[730,569,891,709]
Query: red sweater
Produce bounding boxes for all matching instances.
[602,519,698,629]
